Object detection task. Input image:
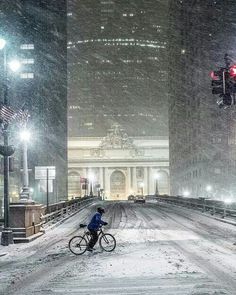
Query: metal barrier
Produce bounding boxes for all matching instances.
[147,195,236,221]
[40,196,100,226]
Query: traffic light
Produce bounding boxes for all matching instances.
[211,68,233,107]
[211,69,225,95]
[229,65,236,80]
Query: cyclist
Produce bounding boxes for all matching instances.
[87,207,108,251]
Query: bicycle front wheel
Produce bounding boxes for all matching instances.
[99,233,116,252]
[69,236,87,255]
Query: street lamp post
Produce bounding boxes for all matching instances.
[206,185,212,199]
[140,182,144,196]
[0,39,21,246]
[154,173,160,196]
[19,129,31,201]
[88,173,94,197]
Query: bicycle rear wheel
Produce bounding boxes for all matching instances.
[99,233,116,252]
[69,236,87,255]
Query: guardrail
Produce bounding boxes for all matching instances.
[147,195,236,221]
[40,196,100,226]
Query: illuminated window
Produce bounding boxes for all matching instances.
[20,73,34,79]
[21,58,34,64]
[20,44,34,50]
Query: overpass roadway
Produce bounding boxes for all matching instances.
[0,201,236,294]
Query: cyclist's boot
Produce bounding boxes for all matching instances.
[86,247,94,252]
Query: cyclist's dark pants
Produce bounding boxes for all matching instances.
[88,230,98,248]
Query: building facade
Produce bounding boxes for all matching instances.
[68,124,169,200]
[68,0,169,138]
[168,0,236,200]
[0,0,67,210]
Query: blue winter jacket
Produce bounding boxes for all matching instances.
[88,212,106,231]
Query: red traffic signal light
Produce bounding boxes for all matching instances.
[229,65,236,79]
[210,71,220,80]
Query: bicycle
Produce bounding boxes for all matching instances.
[69,224,116,255]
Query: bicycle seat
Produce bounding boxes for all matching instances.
[79,224,87,228]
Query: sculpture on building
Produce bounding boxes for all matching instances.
[100,123,135,149]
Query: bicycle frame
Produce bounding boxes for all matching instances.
[82,227,105,243]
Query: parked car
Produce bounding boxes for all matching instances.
[134,195,146,203]
[128,195,135,201]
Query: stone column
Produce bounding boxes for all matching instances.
[127,167,131,197]
[99,167,103,189]
[104,168,110,199]
[148,167,152,195]
[103,168,106,191]
[149,168,155,195]
[144,167,148,195]
[132,167,137,194]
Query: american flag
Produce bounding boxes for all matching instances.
[0,104,16,124]
[14,109,30,125]
[0,103,30,124]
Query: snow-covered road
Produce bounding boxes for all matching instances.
[0,200,236,295]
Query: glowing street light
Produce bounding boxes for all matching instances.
[205,185,213,199]
[8,59,21,72]
[183,191,190,197]
[20,130,31,141]
[206,185,212,192]
[224,199,232,205]
[0,38,6,50]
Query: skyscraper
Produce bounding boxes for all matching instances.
[68,0,169,137]
[168,0,236,199]
[0,0,67,206]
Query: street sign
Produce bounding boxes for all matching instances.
[35,166,56,180]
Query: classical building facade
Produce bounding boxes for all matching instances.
[68,125,169,200]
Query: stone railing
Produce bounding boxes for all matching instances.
[40,196,100,226]
[147,195,236,221]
